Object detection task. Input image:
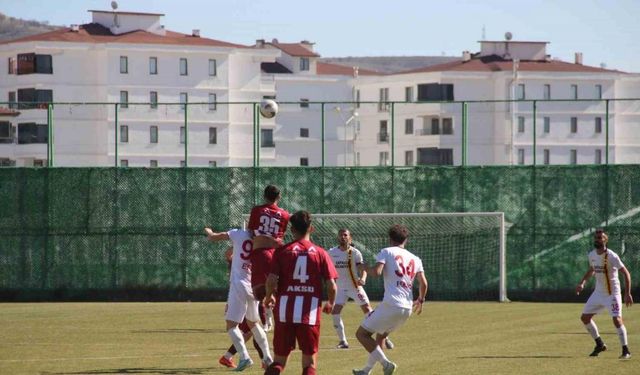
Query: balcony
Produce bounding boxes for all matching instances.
[378,132,389,143]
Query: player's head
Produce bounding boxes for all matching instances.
[337,228,351,247]
[594,229,608,249]
[290,210,312,237]
[264,185,281,203]
[388,224,408,246]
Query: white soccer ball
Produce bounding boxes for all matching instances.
[260,99,279,119]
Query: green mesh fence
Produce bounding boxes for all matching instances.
[1,165,639,301]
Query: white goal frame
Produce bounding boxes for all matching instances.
[243,212,507,302]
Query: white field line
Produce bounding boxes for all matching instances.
[0,353,207,363]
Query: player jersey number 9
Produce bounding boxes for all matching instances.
[394,255,416,279]
[240,240,252,260]
[258,215,280,236]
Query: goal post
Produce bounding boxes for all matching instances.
[244,212,507,302]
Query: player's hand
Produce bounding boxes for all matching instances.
[263,295,276,309]
[575,282,585,295]
[624,293,633,307]
[357,278,366,286]
[322,302,334,314]
[263,307,274,332]
[204,227,214,239]
[412,299,423,315]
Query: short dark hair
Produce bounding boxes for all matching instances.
[338,228,350,236]
[389,224,408,244]
[290,210,312,235]
[264,185,281,202]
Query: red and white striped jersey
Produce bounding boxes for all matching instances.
[270,239,338,326]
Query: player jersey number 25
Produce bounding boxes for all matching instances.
[259,215,281,237]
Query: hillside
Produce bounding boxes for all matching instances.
[0,12,61,42]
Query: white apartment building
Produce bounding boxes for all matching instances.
[0,9,279,167]
[0,8,638,167]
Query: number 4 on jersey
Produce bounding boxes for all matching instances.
[293,255,310,283]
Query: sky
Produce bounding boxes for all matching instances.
[2,0,639,72]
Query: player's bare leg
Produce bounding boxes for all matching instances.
[301,353,317,375]
[353,326,396,375]
[612,316,631,359]
[581,313,607,356]
[332,304,349,348]
[226,320,254,371]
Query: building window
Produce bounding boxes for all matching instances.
[543,149,550,165]
[595,84,602,100]
[17,123,48,144]
[0,122,15,144]
[120,91,128,108]
[378,88,389,112]
[150,91,158,109]
[209,127,217,144]
[378,120,389,143]
[300,57,309,71]
[120,125,128,143]
[299,99,310,108]
[571,84,578,99]
[209,161,217,167]
[417,83,454,101]
[571,117,578,133]
[405,150,414,166]
[149,57,157,75]
[517,149,525,165]
[442,118,453,135]
[17,53,52,74]
[405,119,413,135]
[405,87,413,102]
[430,118,440,135]
[180,58,188,76]
[8,57,15,74]
[209,59,217,76]
[356,90,360,108]
[570,149,577,164]
[8,92,16,109]
[180,92,188,110]
[543,117,550,133]
[120,56,128,74]
[517,84,525,100]
[300,128,309,138]
[150,126,158,143]
[121,159,128,167]
[300,157,309,166]
[518,117,525,133]
[17,88,53,109]
[208,93,217,111]
[379,151,389,166]
[543,84,551,100]
[595,149,602,165]
[595,117,602,133]
[180,126,185,144]
[261,129,274,147]
[150,160,158,168]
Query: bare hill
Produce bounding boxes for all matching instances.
[0,12,61,42]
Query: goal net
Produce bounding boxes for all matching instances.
[245,212,507,302]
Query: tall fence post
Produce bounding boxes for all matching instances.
[461,101,468,166]
[321,103,325,167]
[184,103,188,167]
[114,103,119,167]
[390,102,395,167]
[605,99,610,227]
[605,99,610,165]
[47,104,54,167]
[532,100,537,165]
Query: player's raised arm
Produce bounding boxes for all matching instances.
[620,267,633,307]
[204,227,230,242]
[576,266,595,295]
[413,271,428,315]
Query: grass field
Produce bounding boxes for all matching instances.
[0,302,637,374]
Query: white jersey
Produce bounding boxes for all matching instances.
[328,246,364,289]
[376,246,424,309]
[588,248,625,295]
[227,229,253,288]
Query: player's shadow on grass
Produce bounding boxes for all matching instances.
[130,329,217,334]
[45,367,216,375]
[458,355,572,359]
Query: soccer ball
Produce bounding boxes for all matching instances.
[260,99,279,119]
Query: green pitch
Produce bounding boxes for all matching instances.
[0,302,637,374]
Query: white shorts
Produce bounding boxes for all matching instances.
[582,292,623,317]
[361,302,411,335]
[336,285,370,306]
[225,282,260,323]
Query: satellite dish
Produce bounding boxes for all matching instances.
[505,32,513,41]
[111,1,118,10]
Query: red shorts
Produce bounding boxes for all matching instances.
[273,321,320,356]
[251,248,275,288]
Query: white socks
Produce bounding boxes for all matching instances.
[616,325,628,346]
[332,314,346,342]
[584,321,600,340]
[228,326,249,360]
[250,324,273,363]
[362,345,390,371]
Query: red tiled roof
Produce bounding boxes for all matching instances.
[317,62,382,76]
[268,42,320,57]
[0,108,20,117]
[0,23,248,48]
[401,55,624,74]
